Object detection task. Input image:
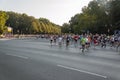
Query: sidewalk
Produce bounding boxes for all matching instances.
[0,38,16,41]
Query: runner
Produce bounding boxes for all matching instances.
[101,35,107,48]
[116,36,120,51]
[73,35,79,48]
[80,35,86,53]
[58,35,63,47]
[53,35,57,45]
[66,35,70,48]
[110,35,115,48]
[50,35,53,46]
[85,35,91,50]
[93,35,98,49]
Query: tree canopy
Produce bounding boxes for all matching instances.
[1,0,120,35]
[5,11,61,34]
[0,11,9,34]
[62,0,120,34]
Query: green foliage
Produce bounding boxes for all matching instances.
[3,0,120,35]
[110,0,120,30]
[38,18,61,34]
[62,0,120,34]
[5,12,61,34]
[61,23,70,33]
[0,11,9,34]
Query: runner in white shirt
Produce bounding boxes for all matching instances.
[58,36,63,47]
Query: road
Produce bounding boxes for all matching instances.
[0,38,120,80]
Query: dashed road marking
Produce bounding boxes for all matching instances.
[57,65,107,79]
[5,54,29,59]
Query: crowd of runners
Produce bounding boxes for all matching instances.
[39,33,120,53]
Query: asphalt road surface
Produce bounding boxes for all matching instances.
[0,38,120,80]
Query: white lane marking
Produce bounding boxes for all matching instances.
[6,54,29,59]
[57,65,107,79]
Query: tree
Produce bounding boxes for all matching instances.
[66,0,111,34]
[110,0,120,31]
[38,18,61,34]
[6,11,21,34]
[61,23,70,33]
[5,12,61,34]
[0,11,8,34]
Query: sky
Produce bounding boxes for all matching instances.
[0,0,93,25]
